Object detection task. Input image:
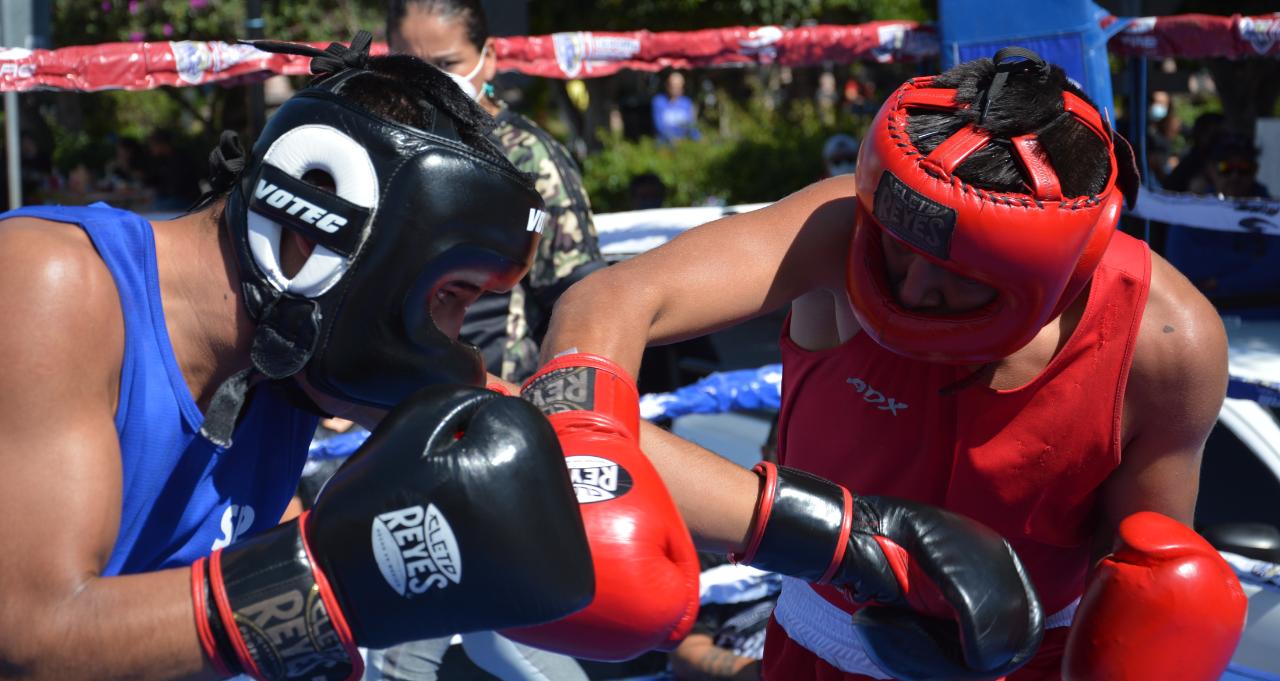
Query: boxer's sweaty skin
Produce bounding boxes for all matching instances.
[542,172,1226,565]
[0,201,525,681]
[0,213,225,680]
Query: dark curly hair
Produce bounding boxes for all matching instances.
[906,57,1112,199]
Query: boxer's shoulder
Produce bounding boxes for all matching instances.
[0,215,112,282]
[1132,252,1226,383]
[0,216,124,381]
[1123,251,1227,442]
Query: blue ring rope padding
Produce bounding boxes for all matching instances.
[308,367,1278,461]
[1229,377,1280,408]
[308,428,370,459]
[1222,666,1280,681]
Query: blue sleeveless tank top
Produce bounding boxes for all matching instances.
[2,203,318,576]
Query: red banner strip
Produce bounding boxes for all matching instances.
[0,14,1276,93]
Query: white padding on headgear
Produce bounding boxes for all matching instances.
[247,124,379,297]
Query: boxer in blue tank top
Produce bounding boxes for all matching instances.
[0,34,595,681]
[0,203,317,576]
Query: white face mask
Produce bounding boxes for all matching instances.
[444,50,487,101]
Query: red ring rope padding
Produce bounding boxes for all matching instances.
[1,14,1276,93]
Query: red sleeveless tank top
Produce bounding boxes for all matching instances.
[767,232,1150,679]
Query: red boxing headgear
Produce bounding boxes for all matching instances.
[847,72,1123,364]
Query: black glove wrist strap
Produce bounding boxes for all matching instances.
[206,516,361,681]
[734,463,853,583]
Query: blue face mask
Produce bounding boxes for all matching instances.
[1149,102,1168,122]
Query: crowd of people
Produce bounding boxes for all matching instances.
[1130,95,1279,317]
[0,5,1269,681]
[6,128,205,214]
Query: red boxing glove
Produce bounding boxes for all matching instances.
[1064,511,1248,681]
[504,353,700,661]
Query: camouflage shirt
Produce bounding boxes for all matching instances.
[459,106,605,382]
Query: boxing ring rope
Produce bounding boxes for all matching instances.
[3,14,1279,235]
[1,13,1278,93]
[308,353,1279,462]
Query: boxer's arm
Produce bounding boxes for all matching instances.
[540,175,858,373]
[540,179,855,552]
[1097,253,1228,546]
[639,421,758,553]
[0,221,214,680]
[1063,255,1239,681]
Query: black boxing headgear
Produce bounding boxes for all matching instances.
[201,34,546,446]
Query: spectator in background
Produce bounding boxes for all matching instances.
[390,0,605,384]
[669,416,782,681]
[1165,134,1280,317]
[383,2,604,679]
[821,133,859,179]
[1164,112,1224,192]
[630,171,668,210]
[103,137,148,192]
[1145,91,1183,186]
[653,71,701,144]
[841,72,876,116]
[816,71,839,125]
[143,130,202,211]
[1191,134,1270,200]
[17,131,54,207]
[65,163,94,198]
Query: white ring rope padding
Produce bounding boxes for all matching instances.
[247,124,379,298]
[596,190,1280,262]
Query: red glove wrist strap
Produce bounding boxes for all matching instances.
[203,516,363,681]
[523,353,640,438]
[191,556,237,678]
[730,462,854,585]
[731,462,779,565]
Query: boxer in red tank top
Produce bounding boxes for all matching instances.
[538,49,1244,681]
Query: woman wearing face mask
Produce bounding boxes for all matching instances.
[389,0,606,386]
[376,12,601,681]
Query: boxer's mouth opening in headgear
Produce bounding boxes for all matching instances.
[846,47,1139,366]
[198,32,548,447]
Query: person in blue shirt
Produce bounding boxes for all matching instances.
[653,71,701,144]
[0,35,594,681]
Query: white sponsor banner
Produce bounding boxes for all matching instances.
[1132,187,1280,235]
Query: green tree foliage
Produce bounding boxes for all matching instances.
[43,1,385,194]
[583,96,873,211]
[53,1,383,46]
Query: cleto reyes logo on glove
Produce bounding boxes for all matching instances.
[371,504,462,597]
[567,455,634,503]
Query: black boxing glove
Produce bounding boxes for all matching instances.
[733,463,1043,681]
[191,385,594,681]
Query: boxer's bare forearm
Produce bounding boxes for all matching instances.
[539,180,858,554]
[640,421,758,554]
[540,176,857,374]
[0,568,216,681]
